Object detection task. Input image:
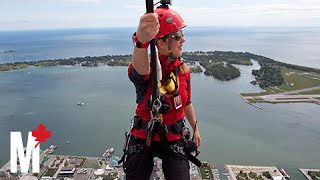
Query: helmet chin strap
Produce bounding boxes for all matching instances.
[169,52,177,60]
[160,33,178,61]
[167,33,178,60]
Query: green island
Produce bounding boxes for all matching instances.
[1,50,320,105]
[0,50,15,53]
[200,61,240,80]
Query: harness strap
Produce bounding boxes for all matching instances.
[133,116,185,135]
[118,143,145,165]
[186,153,202,167]
[119,117,202,168]
[170,144,202,167]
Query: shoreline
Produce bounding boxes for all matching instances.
[1,154,319,179]
[2,154,318,180]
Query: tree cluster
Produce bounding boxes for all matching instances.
[262,171,272,179]
[237,171,263,180]
[200,61,241,81]
[252,65,284,88]
[106,60,131,66]
[189,65,202,73]
[182,51,253,65]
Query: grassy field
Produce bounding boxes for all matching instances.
[43,168,58,177]
[279,67,320,91]
[299,89,320,95]
[83,158,100,169]
[241,67,320,96]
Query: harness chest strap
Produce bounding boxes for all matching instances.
[133,116,185,135]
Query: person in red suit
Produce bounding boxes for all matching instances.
[123,4,201,180]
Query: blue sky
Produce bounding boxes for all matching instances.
[1,0,320,30]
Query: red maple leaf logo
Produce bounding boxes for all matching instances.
[32,124,51,148]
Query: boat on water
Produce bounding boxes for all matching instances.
[103,147,115,158]
[49,145,57,149]
[66,140,70,144]
[45,145,58,154]
[77,102,85,106]
[279,168,291,179]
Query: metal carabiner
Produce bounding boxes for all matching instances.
[152,98,162,113]
[182,126,191,140]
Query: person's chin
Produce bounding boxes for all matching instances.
[174,50,183,57]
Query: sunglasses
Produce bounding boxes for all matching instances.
[172,30,184,41]
[160,30,184,41]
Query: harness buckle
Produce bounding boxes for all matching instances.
[182,126,191,140]
[170,144,185,155]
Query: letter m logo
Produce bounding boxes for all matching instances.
[10,132,40,173]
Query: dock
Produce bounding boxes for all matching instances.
[279,167,291,179]
[238,94,263,110]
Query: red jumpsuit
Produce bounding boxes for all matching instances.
[128,55,191,141]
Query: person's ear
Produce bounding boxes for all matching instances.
[157,39,167,50]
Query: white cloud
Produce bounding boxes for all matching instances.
[124,5,141,9]
[64,0,101,3]
[177,2,320,26]
[0,0,320,29]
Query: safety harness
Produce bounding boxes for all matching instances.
[118,67,201,167]
[118,116,202,167]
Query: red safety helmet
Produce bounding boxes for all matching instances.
[155,7,187,38]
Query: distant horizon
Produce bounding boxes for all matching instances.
[2,0,320,30]
[1,25,320,32]
[1,26,319,69]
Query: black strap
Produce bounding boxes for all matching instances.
[186,153,202,167]
[133,116,184,135]
[170,144,202,167]
[118,144,145,165]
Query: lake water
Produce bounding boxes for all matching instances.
[0,27,320,179]
[1,26,319,68]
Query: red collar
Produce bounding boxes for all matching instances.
[159,55,183,74]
